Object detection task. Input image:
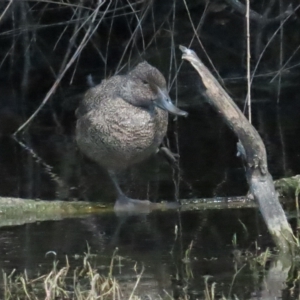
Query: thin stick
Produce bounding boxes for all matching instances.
[128,264,144,300]
[0,0,13,22]
[13,1,110,135]
[251,4,300,84]
[276,0,284,104]
[246,0,251,123]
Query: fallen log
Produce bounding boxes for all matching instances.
[179,46,297,254]
[0,197,108,227]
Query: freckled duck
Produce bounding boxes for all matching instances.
[76,61,187,211]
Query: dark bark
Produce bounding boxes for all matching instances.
[179,46,296,254]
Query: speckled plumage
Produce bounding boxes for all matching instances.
[76,62,169,171]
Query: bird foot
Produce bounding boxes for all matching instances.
[114,195,180,215]
[114,195,153,214]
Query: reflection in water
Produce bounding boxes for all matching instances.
[0,208,282,298]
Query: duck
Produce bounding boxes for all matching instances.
[76,61,188,212]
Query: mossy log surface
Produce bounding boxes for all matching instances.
[275,175,300,198]
[0,196,256,228]
[0,197,110,227]
[0,192,293,228]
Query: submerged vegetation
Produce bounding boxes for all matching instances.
[2,247,124,300]
[0,244,279,300]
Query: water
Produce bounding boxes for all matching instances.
[0,208,271,298]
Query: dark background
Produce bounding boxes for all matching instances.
[0,0,299,203]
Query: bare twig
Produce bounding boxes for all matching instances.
[0,0,14,23]
[13,0,111,135]
[224,0,294,25]
[250,4,300,85]
[115,1,152,73]
[246,0,251,123]
[182,0,224,86]
[276,0,284,104]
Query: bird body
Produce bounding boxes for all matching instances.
[76,61,187,211]
[76,75,168,170]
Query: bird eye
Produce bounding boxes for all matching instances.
[141,79,148,85]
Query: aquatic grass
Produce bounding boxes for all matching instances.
[203,276,216,300]
[295,179,300,243]
[252,247,271,268]
[0,242,286,300]
[0,249,132,300]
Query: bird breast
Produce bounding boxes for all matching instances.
[76,94,168,170]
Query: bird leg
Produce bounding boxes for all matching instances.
[159,146,180,164]
[108,170,153,213]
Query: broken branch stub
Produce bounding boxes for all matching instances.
[179,45,296,254]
